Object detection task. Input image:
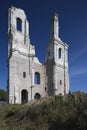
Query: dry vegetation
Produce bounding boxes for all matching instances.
[0,91,87,130]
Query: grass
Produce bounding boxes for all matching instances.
[0,92,87,130]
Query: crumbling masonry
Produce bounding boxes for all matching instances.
[7,6,69,104]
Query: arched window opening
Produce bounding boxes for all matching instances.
[60,80,62,85]
[21,89,28,104]
[34,72,40,84]
[59,48,62,59]
[17,18,22,31]
[23,72,26,78]
[34,93,41,100]
[45,87,47,91]
[59,93,62,96]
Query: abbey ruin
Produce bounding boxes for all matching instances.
[7,6,69,104]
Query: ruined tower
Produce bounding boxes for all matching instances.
[8,6,47,104]
[8,6,34,104]
[7,7,69,104]
[45,13,69,95]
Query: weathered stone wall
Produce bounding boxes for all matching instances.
[45,13,69,96]
[8,53,31,103]
[46,60,54,96]
[33,63,47,98]
[8,6,69,104]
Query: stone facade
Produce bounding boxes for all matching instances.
[7,6,69,104]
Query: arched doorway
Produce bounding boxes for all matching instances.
[21,89,28,104]
[34,93,41,100]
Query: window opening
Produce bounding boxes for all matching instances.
[59,93,62,96]
[17,18,22,31]
[23,72,26,78]
[59,48,62,59]
[60,80,62,85]
[34,93,41,100]
[34,72,40,84]
[45,87,47,91]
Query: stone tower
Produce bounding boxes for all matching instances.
[7,7,35,104]
[8,7,34,103]
[7,6,47,104]
[7,7,69,104]
[45,13,69,95]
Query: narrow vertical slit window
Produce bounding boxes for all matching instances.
[59,48,62,59]
[23,72,26,78]
[60,80,62,85]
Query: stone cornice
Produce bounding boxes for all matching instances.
[12,49,29,57]
[55,63,68,69]
[48,38,69,47]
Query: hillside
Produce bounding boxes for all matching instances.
[0,91,87,130]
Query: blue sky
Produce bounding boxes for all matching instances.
[0,0,87,92]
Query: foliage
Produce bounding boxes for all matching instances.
[0,92,87,130]
[0,89,7,101]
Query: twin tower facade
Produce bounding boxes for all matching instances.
[7,6,69,104]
